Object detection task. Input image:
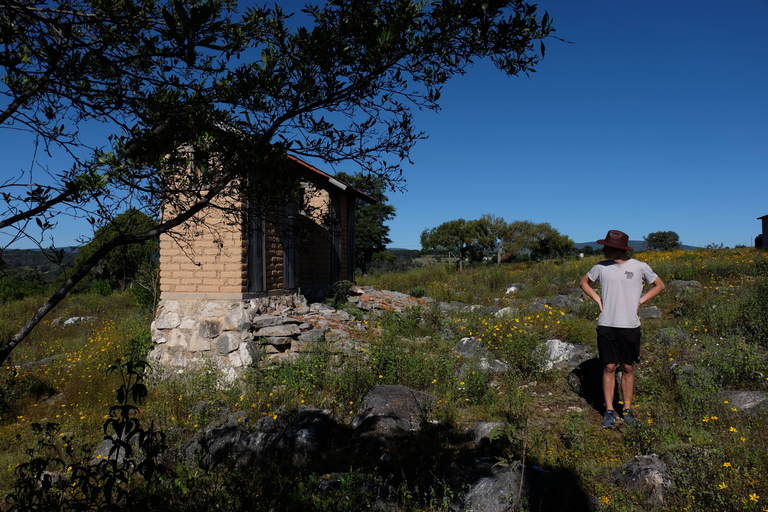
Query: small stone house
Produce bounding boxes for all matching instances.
[150,155,373,377]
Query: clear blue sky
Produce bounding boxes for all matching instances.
[2,0,767,250]
[383,0,768,249]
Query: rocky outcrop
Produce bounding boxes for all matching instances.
[611,454,673,507]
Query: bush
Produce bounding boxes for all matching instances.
[0,270,47,302]
[91,279,113,296]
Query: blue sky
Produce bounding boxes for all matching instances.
[2,0,767,250]
[382,0,768,249]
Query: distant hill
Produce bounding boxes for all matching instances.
[1,247,78,279]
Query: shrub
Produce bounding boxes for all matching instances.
[409,285,427,298]
[91,279,113,296]
[0,270,47,302]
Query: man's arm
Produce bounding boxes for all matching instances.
[640,277,665,305]
[579,274,603,312]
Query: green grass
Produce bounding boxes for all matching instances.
[1,248,767,511]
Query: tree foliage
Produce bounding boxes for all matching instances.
[0,0,555,364]
[74,209,158,290]
[644,231,681,251]
[335,172,396,274]
[421,215,573,266]
[421,217,496,269]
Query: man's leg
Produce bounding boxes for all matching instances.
[620,363,634,411]
[603,363,617,411]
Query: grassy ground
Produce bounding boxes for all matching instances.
[1,248,767,511]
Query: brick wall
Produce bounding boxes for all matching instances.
[160,200,248,299]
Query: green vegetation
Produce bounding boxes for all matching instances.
[420,216,575,270]
[644,230,682,251]
[1,248,767,511]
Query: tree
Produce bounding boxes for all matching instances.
[74,209,158,290]
[335,172,396,274]
[528,222,574,261]
[1,0,554,365]
[644,231,681,251]
[420,217,495,270]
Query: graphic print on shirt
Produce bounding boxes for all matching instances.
[625,271,634,279]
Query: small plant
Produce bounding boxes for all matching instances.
[409,285,427,298]
[327,280,356,309]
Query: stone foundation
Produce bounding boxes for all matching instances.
[150,293,315,381]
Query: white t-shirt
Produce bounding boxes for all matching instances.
[587,258,658,328]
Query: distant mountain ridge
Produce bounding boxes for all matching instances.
[1,247,78,277]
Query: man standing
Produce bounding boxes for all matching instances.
[579,230,665,428]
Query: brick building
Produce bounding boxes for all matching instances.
[158,155,374,301]
[151,155,374,376]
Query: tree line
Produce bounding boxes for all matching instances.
[420,215,574,269]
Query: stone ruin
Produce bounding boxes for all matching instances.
[150,293,358,381]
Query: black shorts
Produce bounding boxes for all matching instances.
[597,326,641,366]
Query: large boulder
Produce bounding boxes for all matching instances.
[191,408,335,469]
[353,385,435,435]
[459,459,523,512]
[542,339,593,371]
[611,455,673,507]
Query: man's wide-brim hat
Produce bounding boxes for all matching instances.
[597,230,634,251]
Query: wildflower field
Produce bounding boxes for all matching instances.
[0,248,766,511]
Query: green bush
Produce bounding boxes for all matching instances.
[0,270,47,302]
[409,285,427,298]
[90,279,112,296]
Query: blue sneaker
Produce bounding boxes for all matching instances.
[622,409,640,427]
[602,410,615,428]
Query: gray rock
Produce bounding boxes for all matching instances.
[309,303,335,313]
[454,337,490,359]
[454,337,509,374]
[668,280,703,295]
[460,460,522,512]
[198,319,222,339]
[188,333,212,352]
[154,312,181,330]
[253,324,300,337]
[468,421,505,446]
[639,306,662,319]
[297,329,326,342]
[222,308,251,331]
[192,408,334,469]
[550,294,583,310]
[63,316,98,326]
[353,385,435,434]
[318,309,354,322]
[542,339,593,371]
[611,455,673,507]
[216,332,240,354]
[655,328,689,345]
[251,315,286,329]
[718,390,768,415]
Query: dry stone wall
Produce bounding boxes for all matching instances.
[150,287,436,381]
